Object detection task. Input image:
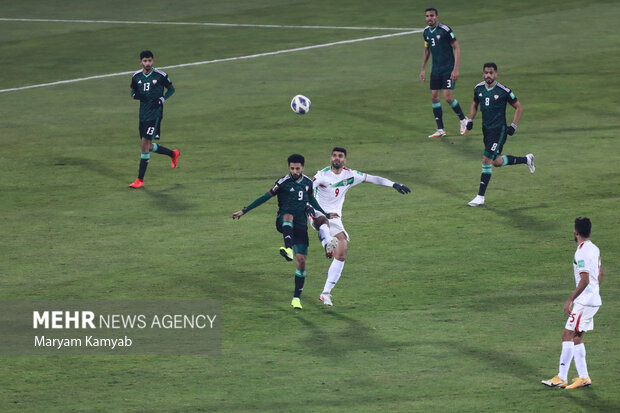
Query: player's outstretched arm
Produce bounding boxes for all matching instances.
[232,192,273,219]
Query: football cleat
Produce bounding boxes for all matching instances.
[565,377,591,389]
[428,129,446,139]
[280,247,294,261]
[460,117,470,135]
[468,195,485,207]
[319,292,333,306]
[129,178,144,188]
[541,375,568,388]
[291,297,302,309]
[324,238,338,259]
[171,150,181,169]
[526,153,535,174]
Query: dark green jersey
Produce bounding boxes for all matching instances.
[130,68,172,121]
[242,173,329,225]
[270,174,315,221]
[423,23,456,75]
[473,81,518,130]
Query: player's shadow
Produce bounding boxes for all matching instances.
[55,156,126,182]
[142,183,192,212]
[562,388,620,412]
[483,204,557,231]
[291,310,406,357]
[441,340,534,379]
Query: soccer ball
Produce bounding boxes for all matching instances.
[290,94,311,115]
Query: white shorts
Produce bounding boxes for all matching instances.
[309,213,349,241]
[565,303,600,333]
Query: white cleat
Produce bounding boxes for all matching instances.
[428,129,446,138]
[319,292,333,306]
[324,237,338,259]
[526,153,535,174]
[468,195,485,207]
[460,117,469,135]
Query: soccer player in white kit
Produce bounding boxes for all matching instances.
[542,217,603,389]
[309,147,411,306]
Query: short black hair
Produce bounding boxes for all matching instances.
[332,147,347,157]
[483,62,498,71]
[288,154,305,166]
[425,8,438,14]
[140,50,154,59]
[574,217,592,238]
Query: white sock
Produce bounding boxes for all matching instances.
[558,341,574,380]
[573,343,588,378]
[318,224,331,248]
[323,259,345,293]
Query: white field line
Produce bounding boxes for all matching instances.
[0,29,421,93]
[0,17,416,31]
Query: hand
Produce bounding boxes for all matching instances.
[466,119,473,130]
[326,212,340,219]
[564,299,573,316]
[393,183,411,194]
[232,210,244,219]
[506,123,517,136]
[305,205,316,218]
[158,97,165,105]
[419,70,425,83]
[450,68,459,81]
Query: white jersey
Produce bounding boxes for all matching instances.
[573,240,602,307]
[312,167,367,217]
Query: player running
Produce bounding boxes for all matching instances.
[465,62,535,206]
[309,147,411,306]
[232,154,339,309]
[129,50,180,188]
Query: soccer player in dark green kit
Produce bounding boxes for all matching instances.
[465,62,535,206]
[129,50,180,188]
[232,154,339,309]
[419,7,469,138]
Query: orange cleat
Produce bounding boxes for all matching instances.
[129,178,144,188]
[171,150,180,169]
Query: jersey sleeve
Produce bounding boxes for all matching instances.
[473,88,480,104]
[574,249,591,274]
[163,74,172,88]
[130,76,138,96]
[269,181,280,196]
[350,170,367,187]
[446,27,456,43]
[507,89,517,104]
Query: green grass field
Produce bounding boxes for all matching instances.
[2,0,620,411]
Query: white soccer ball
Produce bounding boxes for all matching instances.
[290,94,311,115]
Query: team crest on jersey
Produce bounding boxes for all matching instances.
[153,79,158,84]
[494,94,499,100]
[436,35,441,39]
[305,185,309,191]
